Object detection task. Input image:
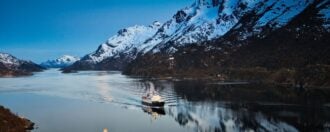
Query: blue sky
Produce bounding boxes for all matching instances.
[0,0,193,63]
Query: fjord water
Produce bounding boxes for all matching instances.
[0,69,329,132]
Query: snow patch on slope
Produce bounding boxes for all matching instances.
[255,0,313,28]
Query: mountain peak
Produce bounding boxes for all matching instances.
[79,21,162,64]
[0,52,44,76]
[40,55,80,68]
[0,52,20,66]
[59,55,80,62]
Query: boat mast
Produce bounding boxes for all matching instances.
[148,82,156,95]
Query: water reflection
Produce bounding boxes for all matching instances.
[168,103,298,132]
[0,69,329,132]
[94,72,112,102]
[147,80,330,132]
[142,106,166,120]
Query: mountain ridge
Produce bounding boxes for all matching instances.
[0,52,45,76]
[64,0,329,72]
[63,0,330,87]
[124,0,330,87]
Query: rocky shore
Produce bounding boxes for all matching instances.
[0,105,34,132]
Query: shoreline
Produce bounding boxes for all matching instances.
[0,105,34,131]
[61,66,330,88]
[123,65,330,88]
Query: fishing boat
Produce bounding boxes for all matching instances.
[142,82,165,107]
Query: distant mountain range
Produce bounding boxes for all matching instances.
[0,53,44,76]
[40,55,80,68]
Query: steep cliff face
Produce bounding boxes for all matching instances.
[0,53,45,76]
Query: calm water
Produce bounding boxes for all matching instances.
[0,69,329,132]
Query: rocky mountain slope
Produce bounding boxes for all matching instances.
[0,53,45,76]
[64,0,330,87]
[125,0,330,87]
[64,0,329,73]
[40,55,80,68]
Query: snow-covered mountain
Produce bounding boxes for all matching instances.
[40,55,80,68]
[0,53,21,66]
[64,0,330,72]
[63,21,162,71]
[82,21,162,64]
[148,0,329,52]
[0,52,44,76]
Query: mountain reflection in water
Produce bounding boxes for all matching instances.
[0,69,329,132]
[148,80,330,132]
